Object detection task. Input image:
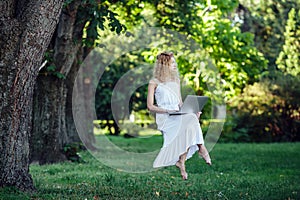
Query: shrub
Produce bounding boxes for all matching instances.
[226,73,300,142]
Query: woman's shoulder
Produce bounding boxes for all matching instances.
[167,78,180,85]
[174,77,180,84]
[149,78,161,85]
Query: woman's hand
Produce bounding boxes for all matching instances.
[178,102,183,108]
[167,109,180,114]
[196,111,202,119]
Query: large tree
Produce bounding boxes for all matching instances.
[30,0,125,164]
[30,0,85,164]
[0,0,63,192]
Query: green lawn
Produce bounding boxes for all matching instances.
[1,135,300,200]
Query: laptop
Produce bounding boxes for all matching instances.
[168,95,208,115]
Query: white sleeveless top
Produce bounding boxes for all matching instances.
[153,80,181,130]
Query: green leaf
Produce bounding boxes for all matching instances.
[46,65,56,72]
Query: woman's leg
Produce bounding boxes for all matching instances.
[197,144,212,165]
[176,151,188,180]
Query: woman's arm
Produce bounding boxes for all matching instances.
[177,78,183,107]
[147,82,168,114]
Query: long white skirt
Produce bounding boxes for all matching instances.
[153,113,204,168]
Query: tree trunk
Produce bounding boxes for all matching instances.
[65,45,96,148]
[30,76,68,164]
[30,0,96,163]
[0,0,63,192]
[65,55,82,145]
[70,51,97,149]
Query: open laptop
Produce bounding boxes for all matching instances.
[169,95,208,115]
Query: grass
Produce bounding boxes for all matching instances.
[1,135,300,200]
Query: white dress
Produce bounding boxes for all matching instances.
[153,80,204,168]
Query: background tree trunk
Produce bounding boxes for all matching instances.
[65,51,82,145]
[31,76,68,164]
[71,50,97,149]
[65,45,96,149]
[30,1,95,163]
[0,0,63,192]
[30,0,125,163]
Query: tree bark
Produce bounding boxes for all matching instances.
[31,76,68,164]
[30,1,96,164]
[0,0,63,192]
[65,44,96,149]
[70,49,97,149]
[65,54,82,146]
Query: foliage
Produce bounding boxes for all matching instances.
[93,0,268,135]
[63,143,85,163]
[217,0,300,142]
[142,0,267,101]
[42,0,295,142]
[276,8,300,77]
[41,50,66,79]
[118,0,267,100]
[227,72,300,142]
[40,0,126,77]
[199,17,267,100]
[1,138,300,199]
[79,0,126,48]
[238,0,300,69]
[267,73,300,140]
[95,53,152,135]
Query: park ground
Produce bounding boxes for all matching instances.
[1,135,299,200]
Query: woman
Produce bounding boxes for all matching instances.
[147,52,211,180]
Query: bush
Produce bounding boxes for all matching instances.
[225,73,300,142]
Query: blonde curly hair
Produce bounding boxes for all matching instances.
[153,52,180,83]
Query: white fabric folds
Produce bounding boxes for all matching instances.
[153,81,204,168]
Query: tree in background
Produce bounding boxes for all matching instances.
[30,0,125,164]
[0,0,63,192]
[225,5,300,142]
[237,0,300,70]
[276,8,300,77]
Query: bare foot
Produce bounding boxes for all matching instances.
[198,145,212,166]
[175,161,188,180]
